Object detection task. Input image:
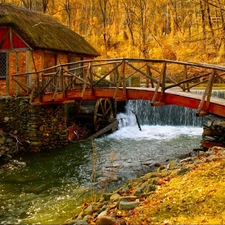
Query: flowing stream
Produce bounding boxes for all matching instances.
[0,100,204,224]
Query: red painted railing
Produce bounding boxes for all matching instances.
[11,58,225,116]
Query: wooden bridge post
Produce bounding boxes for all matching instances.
[89,62,94,96]
[183,64,190,92]
[161,62,166,91]
[151,62,166,106]
[196,69,215,116]
[122,59,126,98]
[80,63,90,98]
[146,64,154,88]
[111,62,119,85]
[60,65,65,98]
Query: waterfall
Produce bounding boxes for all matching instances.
[194,90,225,98]
[125,100,203,126]
[117,90,225,127]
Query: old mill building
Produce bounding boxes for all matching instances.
[0,3,100,96]
[0,3,100,159]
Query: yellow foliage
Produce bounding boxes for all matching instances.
[128,150,225,224]
[5,0,225,64]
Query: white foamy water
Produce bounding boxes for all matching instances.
[108,124,202,140]
[108,113,202,140]
[95,112,203,183]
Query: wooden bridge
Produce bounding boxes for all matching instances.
[12,58,225,117]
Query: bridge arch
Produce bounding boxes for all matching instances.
[2,58,225,157]
[11,58,225,118]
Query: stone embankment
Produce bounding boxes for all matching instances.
[202,114,225,148]
[65,146,225,225]
[0,98,68,160]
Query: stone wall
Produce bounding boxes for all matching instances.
[0,97,69,159]
[201,114,225,149]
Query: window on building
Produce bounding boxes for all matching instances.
[0,52,7,79]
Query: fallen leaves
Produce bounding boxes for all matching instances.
[125,148,225,224]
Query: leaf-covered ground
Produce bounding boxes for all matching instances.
[124,148,225,225]
[69,147,225,225]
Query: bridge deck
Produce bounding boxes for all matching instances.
[10,58,225,118]
[31,87,225,117]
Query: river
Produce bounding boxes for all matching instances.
[0,100,203,224]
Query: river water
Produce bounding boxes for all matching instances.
[0,100,203,224]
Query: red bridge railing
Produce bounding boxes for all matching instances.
[11,58,225,115]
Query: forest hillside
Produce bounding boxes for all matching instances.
[3,0,225,64]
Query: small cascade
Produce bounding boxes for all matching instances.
[193,90,225,98]
[123,90,225,127]
[120,89,225,149]
[126,100,203,126]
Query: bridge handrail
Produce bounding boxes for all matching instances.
[11,58,225,77]
[11,58,225,115]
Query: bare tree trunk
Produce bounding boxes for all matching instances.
[205,0,215,44]
[217,0,225,52]
[41,0,49,13]
[20,0,33,9]
[63,0,72,28]
[132,0,150,58]
[123,0,135,46]
[168,0,182,34]
[98,0,113,51]
[217,0,225,31]
[200,0,207,48]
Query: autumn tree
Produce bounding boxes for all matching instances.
[4,0,225,62]
[97,0,115,51]
[122,0,135,47]
[41,0,50,13]
[20,0,32,9]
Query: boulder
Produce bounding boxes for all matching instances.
[118,200,139,210]
[96,216,116,225]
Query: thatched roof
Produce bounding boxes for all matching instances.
[0,3,100,56]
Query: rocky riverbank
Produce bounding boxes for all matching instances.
[65,146,225,225]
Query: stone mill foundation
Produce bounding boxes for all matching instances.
[1,97,225,161]
[0,97,69,160]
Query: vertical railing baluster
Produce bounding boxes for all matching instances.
[29,73,35,103]
[113,63,119,87]
[196,69,215,116]
[146,63,154,88]
[151,62,166,105]
[183,64,189,91]
[61,66,65,98]
[122,59,126,98]
[161,62,166,92]
[113,60,123,99]
[81,63,90,98]
[89,62,94,95]
[160,62,166,102]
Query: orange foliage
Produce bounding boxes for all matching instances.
[5,0,225,63]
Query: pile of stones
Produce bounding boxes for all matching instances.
[202,114,225,149]
[64,146,225,225]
